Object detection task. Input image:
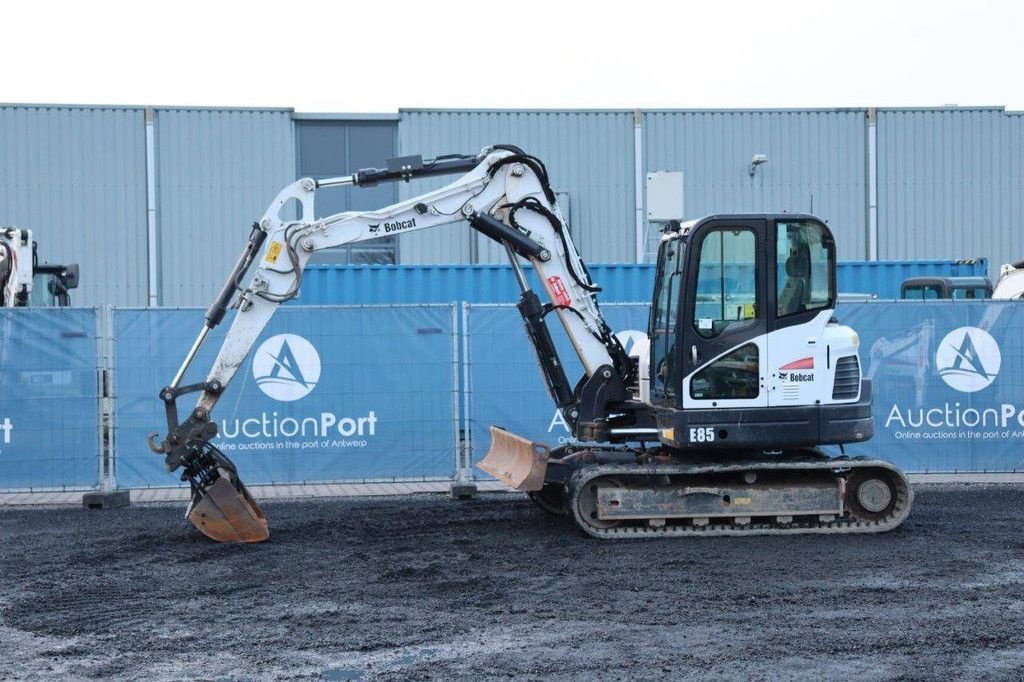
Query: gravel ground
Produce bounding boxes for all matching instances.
[1,485,1023,680]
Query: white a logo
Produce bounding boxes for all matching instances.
[935,326,1000,393]
[615,329,647,356]
[252,334,321,401]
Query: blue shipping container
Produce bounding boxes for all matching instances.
[297,260,989,305]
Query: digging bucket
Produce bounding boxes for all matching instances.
[186,471,269,543]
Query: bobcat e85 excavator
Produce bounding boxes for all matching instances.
[149,145,912,542]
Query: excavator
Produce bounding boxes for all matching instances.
[0,227,79,307]
[149,145,913,542]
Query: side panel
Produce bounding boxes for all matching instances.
[765,311,838,407]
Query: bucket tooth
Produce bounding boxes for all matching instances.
[476,426,550,492]
[186,471,269,543]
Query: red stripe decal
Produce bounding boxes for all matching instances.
[780,357,814,370]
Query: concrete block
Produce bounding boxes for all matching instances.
[82,489,131,510]
[449,482,478,501]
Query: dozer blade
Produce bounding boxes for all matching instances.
[186,470,269,543]
[476,426,550,492]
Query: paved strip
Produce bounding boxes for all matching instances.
[0,480,510,506]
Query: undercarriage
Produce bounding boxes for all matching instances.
[483,429,912,538]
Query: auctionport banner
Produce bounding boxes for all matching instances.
[833,300,1024,472]
[113,305,458,487]
[0,309,100,490]
[466,301,1024,474]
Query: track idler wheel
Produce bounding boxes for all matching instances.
[574,477,624,531]
[845,470,898,523]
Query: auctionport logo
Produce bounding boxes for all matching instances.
[935,326,1001,393]
[615,329,647,356]
[252,334,321,401]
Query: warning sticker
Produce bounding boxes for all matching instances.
[547,276,571,307]
[265,241,283,264]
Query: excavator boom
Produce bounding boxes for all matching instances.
[151,146,633,542]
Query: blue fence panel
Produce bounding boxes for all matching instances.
[465,303,650,474]
[113,305,458,487]
[832,300,1024,472]
[0,308,100,490]
[467,300,1024,475]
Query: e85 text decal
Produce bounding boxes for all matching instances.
[689,427,715,443]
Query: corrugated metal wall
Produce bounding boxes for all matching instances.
[154,108,295,306]
[642,110,869,261]
[877,108,1024,271]
[2,104,1020,306]
[0,105,148,305]
[396,110,635,264]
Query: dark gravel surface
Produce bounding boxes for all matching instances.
[1,485,1023,680]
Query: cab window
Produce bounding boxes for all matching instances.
[903,284,942,300]
[692,228,757,338]
[690,343,760,400]
[951,287,988,300]
[776,221,834,316]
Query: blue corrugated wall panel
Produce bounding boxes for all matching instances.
[154,108,296,306]
[298,260,988,305]
[642,110,869,261]
[0,105,148,305]
[877,108,1024,275]
[396,110,636,265]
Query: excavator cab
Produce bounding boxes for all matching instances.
[648,214,872,451]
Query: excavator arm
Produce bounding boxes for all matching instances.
[151,145,634,542]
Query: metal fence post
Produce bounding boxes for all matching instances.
[449,302,477,499]
[82,305,130,509]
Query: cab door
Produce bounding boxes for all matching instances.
[681,219,768,410]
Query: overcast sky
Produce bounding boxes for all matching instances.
[3,0,1022,112]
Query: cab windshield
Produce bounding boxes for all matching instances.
[649,236,685,403]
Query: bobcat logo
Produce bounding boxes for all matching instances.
[368,224,381,234]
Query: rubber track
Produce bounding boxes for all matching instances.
[567,457,913,539]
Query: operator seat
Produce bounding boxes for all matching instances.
[779,252,810,315]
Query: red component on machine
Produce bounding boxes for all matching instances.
[780,357,815,370]
[547,276,571,307]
